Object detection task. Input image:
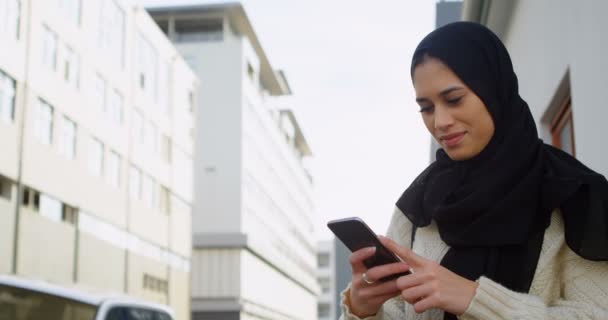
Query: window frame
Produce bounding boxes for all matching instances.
[0,69,16,123]
[550,96,575,157]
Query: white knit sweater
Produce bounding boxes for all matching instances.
[340,208,608,320]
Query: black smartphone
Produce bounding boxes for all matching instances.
[327,217,411,282]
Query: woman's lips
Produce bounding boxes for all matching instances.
[440,132,466,148]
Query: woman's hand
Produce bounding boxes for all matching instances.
[347,246,412,318]
[378,236,478,315]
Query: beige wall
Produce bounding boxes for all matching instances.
[17,211,75,284]
[77,232,125,293]
[0,195,16,274]
[128,253,169,304]
[169,269,191,320]
[0,103,20,181]
[169,206,191,257]
[129,200,170,247]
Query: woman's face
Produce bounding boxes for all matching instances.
[413,57,495,161]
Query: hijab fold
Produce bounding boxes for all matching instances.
[397,22,608,320]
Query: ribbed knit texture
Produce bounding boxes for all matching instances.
[340,208,608,320]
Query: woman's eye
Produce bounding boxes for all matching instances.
[446,96,463,105]
[419,106,433,113]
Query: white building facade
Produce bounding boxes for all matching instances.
[0,1,196,319]
[317,240,337,320]
[462,0,608,177]
[147,3,319,320]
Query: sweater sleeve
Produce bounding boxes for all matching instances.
[339,207,413,320]
[459,238,608,320]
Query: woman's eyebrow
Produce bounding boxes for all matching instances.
[416,86,464,103]
[439,86,465,96]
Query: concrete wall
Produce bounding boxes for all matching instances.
[17,211,75,283]
[178,38,245,235]
[0,192,16,274]
[169,269,191,320]
[191,248,241,298]
[491,0,608,176]
[77,232,125,292]
[240,250,317,320]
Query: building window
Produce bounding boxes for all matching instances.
[0,69,16,123]
[319,277,330,294]
[143,274,168,293]
[131,110,144,145]
[318,304,330,318]
[174,18,223,42]
[58,0,81,26]
[34,99,53,145]
[63,45,79,88]
[318,252,330,268]
[161,135,172,164]
[129,165,141,199]
[62,203,78,225]
[39,193,63,222]
[42,26,58,71]
[137,32,158,99]
[142,174,155,208]
[0,0,20,40]
[145,121,158,153]
[98,0,125,68]
[93,74,106,112]
[159,186,170,214]
[0,175,13,201]
[109,89,123,125]
[22,187,40,210]
[59,116,76,159]
[551,97,575,157]
[88,136,104,177]
[188,90,195,114]
[107,150,120,188]
[158,61,169,114]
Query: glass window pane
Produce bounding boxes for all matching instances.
[0,71,16,123]
[88,137,103,177]
[61,117,76,159]
[560,118,574,156]
[107,151,120,187]
[40,193,63,222]
[0,284,97,320]
[36,99,54,145]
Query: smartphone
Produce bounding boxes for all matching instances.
[327,217,411,282]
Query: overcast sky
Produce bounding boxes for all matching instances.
[142,0,437,240]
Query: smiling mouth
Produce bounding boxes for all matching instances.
[440,132,466,148]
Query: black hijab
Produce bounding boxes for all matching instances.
[396,22,608,319]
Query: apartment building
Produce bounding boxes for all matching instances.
[0,1,196,319]
[147,3,319,320]
[317,241,337,320]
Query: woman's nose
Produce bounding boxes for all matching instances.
[434,106,455,130]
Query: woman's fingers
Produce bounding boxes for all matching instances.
[364,261,411,283]
[400,282,435,304]
[357,277,400,299]
[349,246,376,274]
[378,235,425,269]
[395,271,432,291]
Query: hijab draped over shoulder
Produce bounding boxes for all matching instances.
[397,21,608,320]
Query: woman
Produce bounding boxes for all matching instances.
[340,22,608,320]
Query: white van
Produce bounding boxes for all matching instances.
[0,274,175,320]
